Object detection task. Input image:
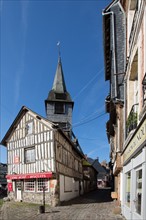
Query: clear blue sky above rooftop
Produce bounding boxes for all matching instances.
[0,0,111,164]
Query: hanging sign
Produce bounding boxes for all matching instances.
[8,182,13,191]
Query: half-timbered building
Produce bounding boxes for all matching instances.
[1,56,85,206]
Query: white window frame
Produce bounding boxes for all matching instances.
[25,147,35,163]
[37,178,49,192]
[25,121,33,136]
[134,167,142,215]
[24,179,35,192]
[125,171,131,208]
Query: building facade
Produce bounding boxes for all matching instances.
[103,0,126,203]
[121,0,146,219]
[88,158,111,188]
[82,160,98,193]
[103,0,146,219]
[0,163,7,188]
[1,57,85,206]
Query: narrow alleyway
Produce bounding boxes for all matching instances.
[0,189,125,220]
[61,188,113,206]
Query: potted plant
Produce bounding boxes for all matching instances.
[126,111,137,133]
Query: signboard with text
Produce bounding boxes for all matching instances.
[6,172,52,180]
[123,119,146,163]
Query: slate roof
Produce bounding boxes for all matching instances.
[46,57,73,104]
[103,0,119,12]
[52,57,67,93]
[87,158,108,179]
[87,157,94,165]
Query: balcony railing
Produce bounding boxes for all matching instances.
[126,104,138,137]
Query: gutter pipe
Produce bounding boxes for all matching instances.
[102,10,117,98]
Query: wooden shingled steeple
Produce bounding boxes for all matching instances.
[45,44,74,133]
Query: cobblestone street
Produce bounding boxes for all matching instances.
[0,189,125,220]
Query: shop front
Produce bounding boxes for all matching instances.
[6,172,54,203]
[122,119,146,220]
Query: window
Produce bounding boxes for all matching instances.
[37,179,49,192]
[79,162,82,173]
[74,180,79,191]
[54,103,65,114]
[24,180,35,192]
[134,78,138,109]
[125,171,131,207]
[75,160,78,171]
[135,169,142,215]
[64,176,72,192]
[68,152,72,168]
[57,145,62,162]
[62,149,68,165]
[25,147,35,163]
[55,93,66,100]
[128,51,138,116]
[128,0,138,46]
[16,181,22,190]
[25,121,33,135]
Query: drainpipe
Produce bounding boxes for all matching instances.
[123,78,127,141]
[102,10,117,98]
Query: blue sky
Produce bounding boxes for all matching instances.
[0,0,111,164]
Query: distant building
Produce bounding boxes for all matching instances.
[82,159,98,193]
[0,163,7,187]
[87,158,111,188]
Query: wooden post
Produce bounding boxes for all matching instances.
[43,186,45,212]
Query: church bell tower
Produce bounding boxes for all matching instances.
[45,51,74,133]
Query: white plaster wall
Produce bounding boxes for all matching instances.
[120,172,123,203]
[122,147,146,220]
[59,174,79,201]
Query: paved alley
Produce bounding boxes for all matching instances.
[0,189,125,220]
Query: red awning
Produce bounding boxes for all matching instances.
[6,172,52,180]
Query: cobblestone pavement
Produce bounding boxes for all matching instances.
[0,189,125,220]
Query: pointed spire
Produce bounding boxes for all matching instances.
[45,44,74,129]
[52,42,67,93]
[45,43,74,104]
[57,41,61,59]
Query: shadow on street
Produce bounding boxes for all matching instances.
[61,188,113,206]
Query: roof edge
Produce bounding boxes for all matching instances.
[0,106,57,146]
[103,0,119,13]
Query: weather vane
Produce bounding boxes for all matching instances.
[57,41,61,58]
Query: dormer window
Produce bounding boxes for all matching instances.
[54,103,65,114]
